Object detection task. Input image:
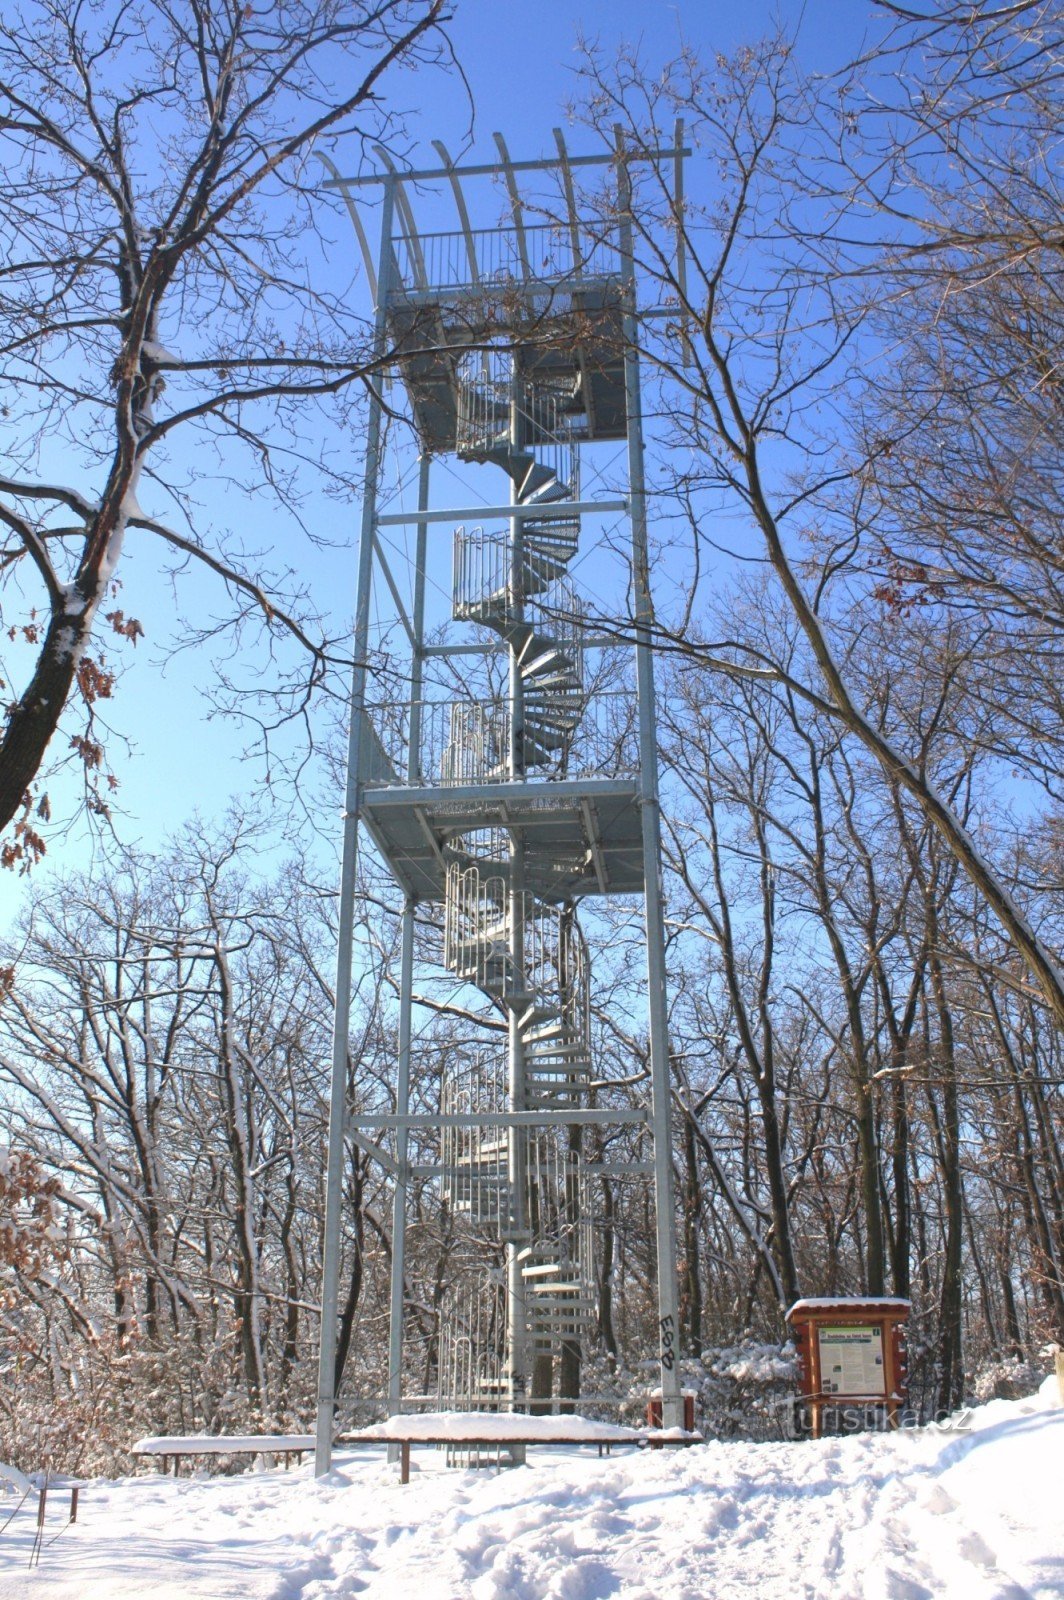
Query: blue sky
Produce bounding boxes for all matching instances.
[418,2,871,147]
[1,0,882,921]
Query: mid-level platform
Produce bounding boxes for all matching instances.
[361,776,645,903]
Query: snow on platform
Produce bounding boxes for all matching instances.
[131,1434,314,1455]
[348,1410,644,1442]
[1,1385,1060,1600]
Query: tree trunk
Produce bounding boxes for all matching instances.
[928,948,964,1416]
[334,1154,366,1395]
[680,1111,704,1354]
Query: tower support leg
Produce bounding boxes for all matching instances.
[315,178,396,1478]
[386,897,416,1463]
[616,147,684,1431]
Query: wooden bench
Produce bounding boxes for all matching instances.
[130,1434,315,1476]
[339,1413,701,1485]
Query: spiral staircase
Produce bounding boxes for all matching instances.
[437,349,597,1407]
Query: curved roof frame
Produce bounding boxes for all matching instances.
[431,139,481,290]
[552,128,584,278]
[673,116,688,321]
[373,144,428,293]
[316,150,378,302]
[321,131,689,313]
[492,131,531,279]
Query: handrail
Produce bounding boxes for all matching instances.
[364,690,638,789]
[389,222,620,296]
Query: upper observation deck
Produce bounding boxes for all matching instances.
[382,221,629,455]
[322,130,690,457]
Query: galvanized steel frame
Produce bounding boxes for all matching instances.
[315,134,689,1474]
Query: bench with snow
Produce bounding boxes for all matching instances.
[130,1434,315,1476]
[337,1412,702,1484]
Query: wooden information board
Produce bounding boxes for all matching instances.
[786,1298,909,1438]
[817,1323,885,1396]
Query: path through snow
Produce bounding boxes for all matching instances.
[1,1384,1060,1599]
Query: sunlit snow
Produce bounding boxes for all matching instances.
[0,1383,1059,1599]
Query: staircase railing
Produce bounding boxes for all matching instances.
[365,690,638,789]
[441,1053,509,1229]
[436,1272,509,1427]
[455,351,579,503]
[440,702,508,787]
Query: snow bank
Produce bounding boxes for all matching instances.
[1038,1370,1063,1407]
[0,1385,1060,1600]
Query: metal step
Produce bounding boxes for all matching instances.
[523,683,581,708]
[455,442,571,509]
[515,637,571,673]
[520,463,571,504]
[523,1018,582,1040]
[520,726,567,754]
[525,1056,591,1074]
[522,698,583,725]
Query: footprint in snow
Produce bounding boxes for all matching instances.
[701,1494,739,1536]
[956,1529,997,1569]
[879,1566,935,1600]
[542,1556,619,1600]
[920,1484,956,1516]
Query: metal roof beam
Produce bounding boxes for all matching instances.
[674,116,693,363]
[362,775,638,808]
[376,498,626,526]
[316,150,377,301]
[492,131,530,278]
[419,634,630,658]
[350,1110,648,1129]
[321,143,689,188]
[373,145,427,290]
[553,127,583,274]
[431,139,481,288]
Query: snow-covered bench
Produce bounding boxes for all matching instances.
[339,1412,701,1484]
[130,1434,315,1476]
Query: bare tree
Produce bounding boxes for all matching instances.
[0,817,409,1465]
[571,24,1064,1027]
[0,0,448,852]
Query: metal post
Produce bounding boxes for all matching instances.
[506,359,529,1427]
[315,178,397,1477]
[615,140,684,1431]
[407,457,431,782]
[386,896,416,1454]
[385,456,429,1462]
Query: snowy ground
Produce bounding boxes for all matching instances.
[2,1382,1061,1600]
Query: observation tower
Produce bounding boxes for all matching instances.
[315,129,689,1475]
